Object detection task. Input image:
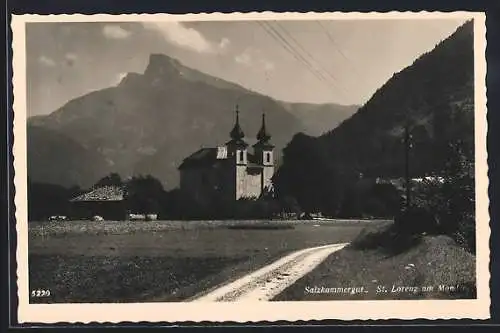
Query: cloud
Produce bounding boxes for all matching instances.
[235,49,275,71]
[38,55,56,67]
[263,60,275,71]
[235,52,252,66]
[219,38,230,50]
[102,25,131,39]
[142,21,220,53]
[65,53,78,61]
[64,52,78,66]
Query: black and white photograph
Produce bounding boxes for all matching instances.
[12,11,489,322]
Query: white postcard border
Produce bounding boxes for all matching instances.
[11,11,490,323]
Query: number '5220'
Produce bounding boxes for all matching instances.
[31,289,51,297]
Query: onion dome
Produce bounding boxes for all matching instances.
[256,113,271,143]
[230,105,245,140]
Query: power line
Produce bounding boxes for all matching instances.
[315,20,362,78]
[257,21,328,86]
[273,20,345,92]
[256,21,345,97]
[263,21,341,91]
[265,21,332,85]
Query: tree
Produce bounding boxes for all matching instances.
[366,183,404,218]
[412,140,475,252]
[272,133,343,216]
[279,196,302,216]
[124,175,165,215]
[28,180,82,220]
[95,173,123,187]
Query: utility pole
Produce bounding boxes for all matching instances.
[404,123,412,211]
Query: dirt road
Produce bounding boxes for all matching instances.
[191,243,348,302]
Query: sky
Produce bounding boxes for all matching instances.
[26,18,467,116]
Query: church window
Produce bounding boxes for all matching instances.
[266,152,271,163]
[239,151,244,162]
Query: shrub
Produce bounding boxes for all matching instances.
[454,215,476,254]
[28,181,82,220]
[410,140,475,252]
[350,221,422,256]
[124,175,165,215]
[394,206,439,235]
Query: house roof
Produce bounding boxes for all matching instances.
[70,185,125,202]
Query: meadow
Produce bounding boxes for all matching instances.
[275,222,477,301]
[28,219,380,303]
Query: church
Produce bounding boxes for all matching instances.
[178,106,275,205]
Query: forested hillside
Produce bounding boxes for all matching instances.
[274,20,475,215]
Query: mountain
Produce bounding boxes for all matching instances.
[320,20,474,178]
[274,20,475,210]
[280,102,359,136]
[27,126,110,188]
[29,53,353,189]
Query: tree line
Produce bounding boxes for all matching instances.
[27,135,474,254]
[28,173,300,221]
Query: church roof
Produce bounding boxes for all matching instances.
[179,148,264,170]
[70,185,124,202]
[256,113,271,143]
[226,138,249,148]
[247,153,260,164]
[253,140,275,149]
[178,148,221,170]
[230,122,245,141]
[179,106,275,170]
[230,107,245,141]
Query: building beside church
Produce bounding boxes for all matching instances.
[178,107,275,205]
[69,185,127,220]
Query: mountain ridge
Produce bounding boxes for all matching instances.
[27,53,356,189]
[318,20,474,177]
[273,20,475,213]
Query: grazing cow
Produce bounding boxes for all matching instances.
[128,213,146,220]
[48,215,68,221]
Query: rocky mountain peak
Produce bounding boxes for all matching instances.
[118,72,142,86]
[144,53,184,78]
[27,51,358,189]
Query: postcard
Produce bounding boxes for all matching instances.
[11,11,489,323]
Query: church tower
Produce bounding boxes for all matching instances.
[226,105,248,165]
[226,105,249,200]
[253,113,275,194]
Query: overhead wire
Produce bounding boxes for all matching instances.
[273,20,345,92]
[315,20,362,79]
[255,21,347,99]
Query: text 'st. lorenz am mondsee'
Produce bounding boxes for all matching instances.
[304,284,462,295]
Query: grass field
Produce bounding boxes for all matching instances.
[274,222,477,301]
[29,219,379,303]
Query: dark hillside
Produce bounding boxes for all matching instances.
[27,125,110,188]
[28,54,306,189]
[318,21,474,178]
[273,21,475,218]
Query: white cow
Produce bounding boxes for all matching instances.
[48,215,68,221]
